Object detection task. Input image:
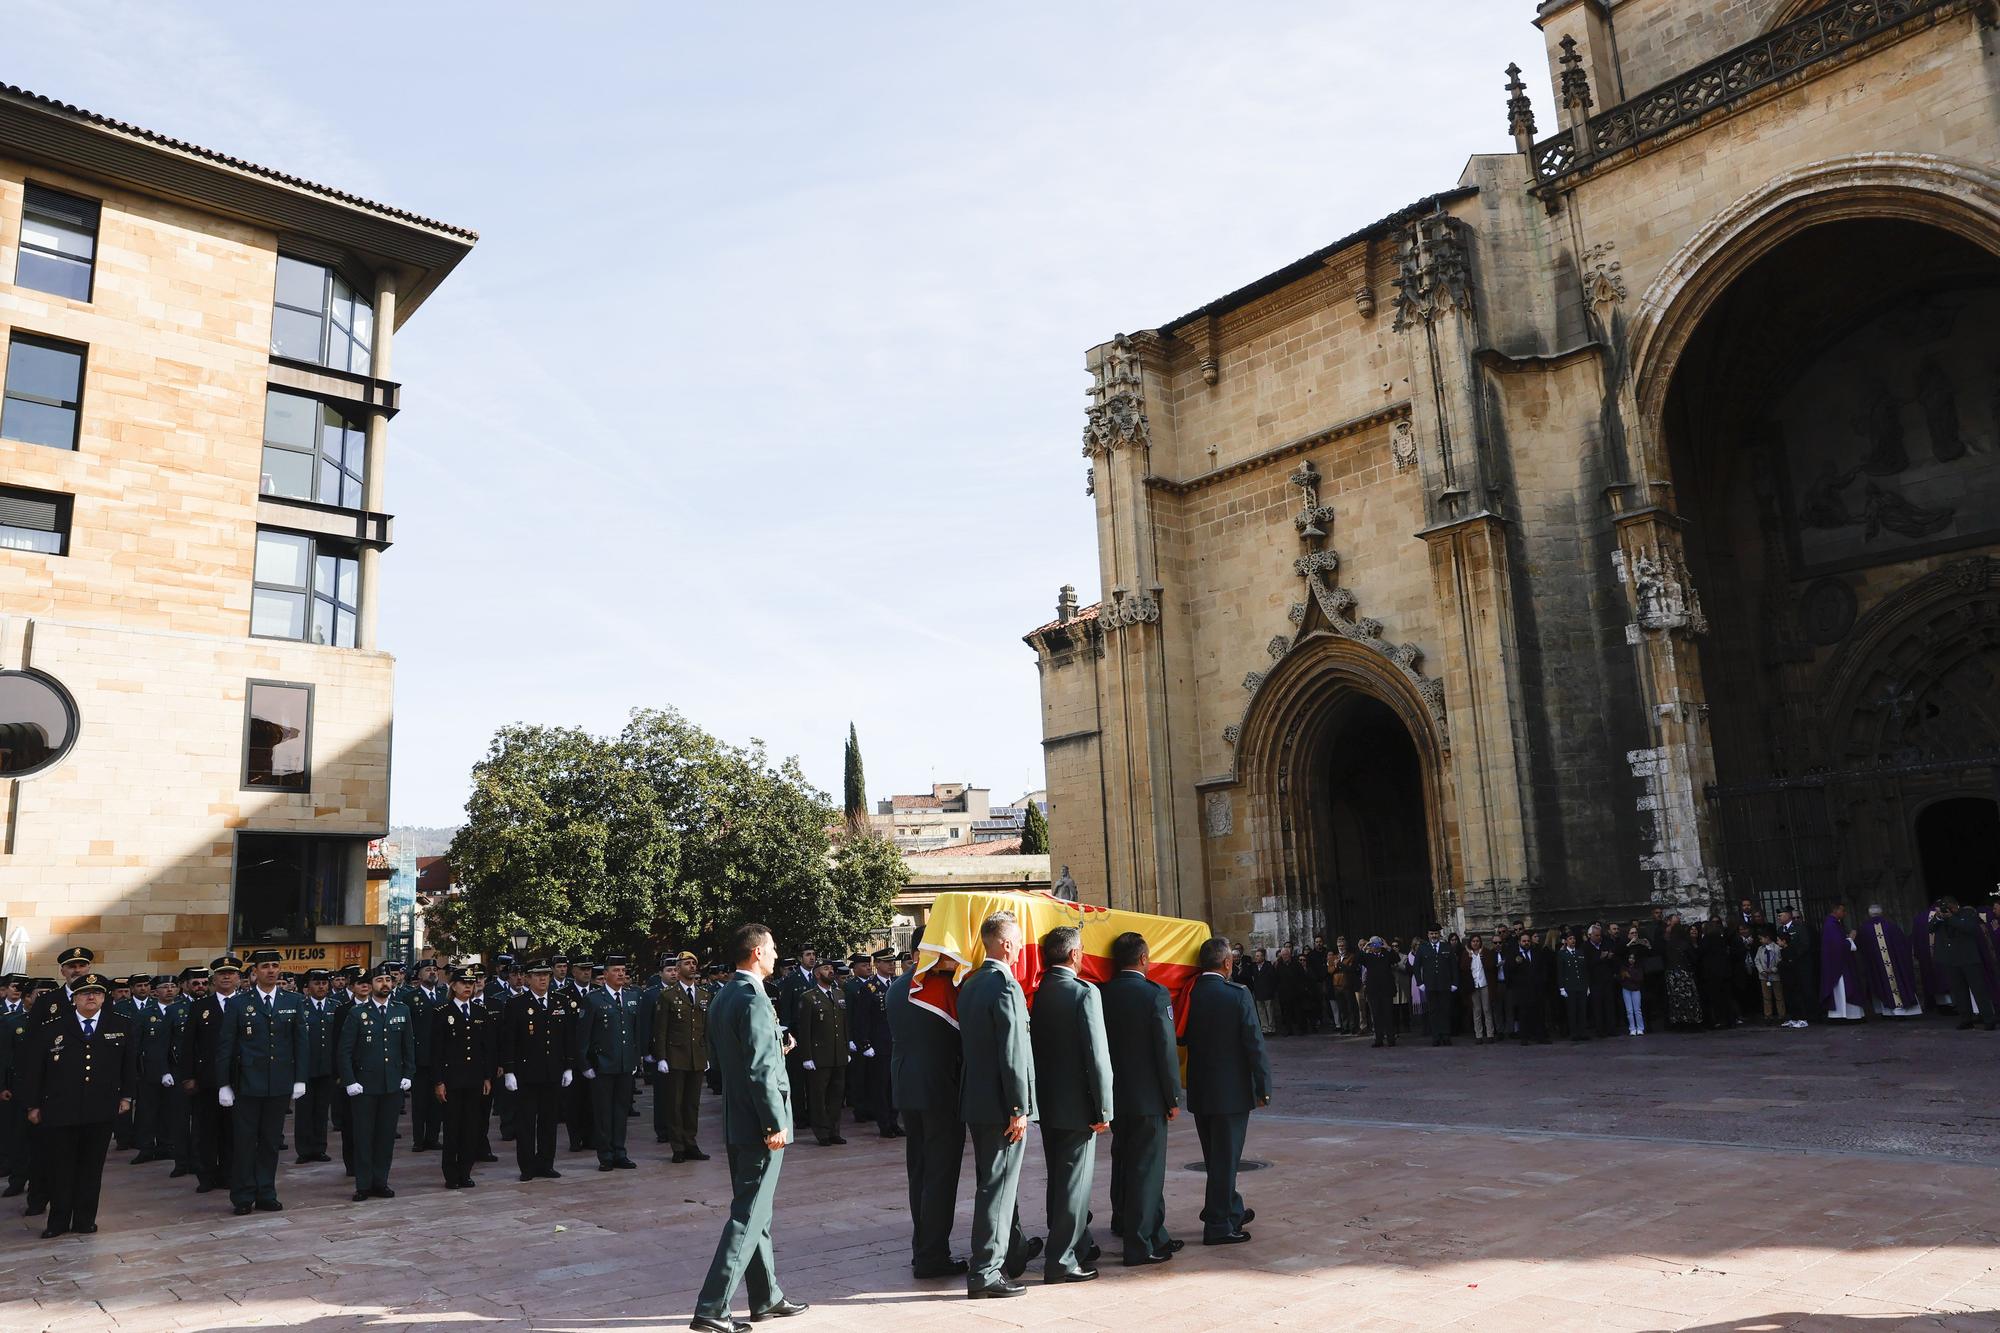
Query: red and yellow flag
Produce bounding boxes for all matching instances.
[909,890,1211,1034]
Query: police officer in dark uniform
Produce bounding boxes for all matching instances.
[294,969,339,1163]
[329,967,368,1174]
[498,960,571,1181]
[558,956,595,1153]
[20,974,137,1237]
[0,976,38,1197]
[336,964,414,1201]
[795,958,850,1147]
[160,969,201,1178]
[398,959,445,1152]
[855,947,900,1137]
[177,954,243,1194]
[128,974,173,1162]
[28,946,94,1027]
[217,948,307,1214]
[778,948,817,1140]
[431,966,493,1189]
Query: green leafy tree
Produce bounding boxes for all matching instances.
[1020,800,1051,855]
[842,722,869,832]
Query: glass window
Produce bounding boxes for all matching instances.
[253,528,359,647]
[232,834,356,944]
[1,335,86,450]
[259,390,365,507]
[0,669,78,777]
[15,185,99,302]
[270,255,373,372]
[244,681,311,791]
[0,484,72,556]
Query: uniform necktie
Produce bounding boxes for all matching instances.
[82,1018,95,1037]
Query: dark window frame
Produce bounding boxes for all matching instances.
[0,482,74,556]
[16,183,100,303]
[259,388,367,509]
[271,254,374,373]
[0,666,81,780]
[228,830,362,946]
[1,332,88,451]
[251,527,362,648]
[240,677,314,793]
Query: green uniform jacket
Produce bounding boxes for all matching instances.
[1181,973,1270,1117]
[651,979,709,1070]
[217,988,307,1096]
[957,959,1035,1125]
[573,986,646,1077]
[794,985,848,1068]
[1100,970,1180,1117]
[335,1000,416,1092]
[1931,908,1988,968]
[885,972,959,1111]
[1029,967,1112,1130]
[1414,940,1457,992]
[705,972,790,1145]
[397,985,444,1065]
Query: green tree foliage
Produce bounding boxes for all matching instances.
[438,709,902,962]
[1019,799,1051,856]
[842,722,869,832]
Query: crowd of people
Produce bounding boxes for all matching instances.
[1232,896,2000,1045]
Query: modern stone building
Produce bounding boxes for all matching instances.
[0,84,474,974]
[1027,0,2000,945]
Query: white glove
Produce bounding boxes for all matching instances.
[398,1078,411,1092]
[291,1082,305,1101]
[560,1069,573,1087]
[847,1041,856,1053]
[345,1082,363,1097]
[863,1047,875,1058]
[160,1073,175,1088]
[656,1059,669,1073]
[803,1059,817,1071]
[1560,988,1568,998]
[583,1067,596,1080]
[217,1086,235,1108]
[504,1073,518,1092]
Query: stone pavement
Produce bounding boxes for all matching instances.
[5,1021,1998,1332]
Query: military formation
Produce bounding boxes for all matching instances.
[0,944,758,1237]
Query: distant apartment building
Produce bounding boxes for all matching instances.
[874,783,1048,851]
[0,83,474,974]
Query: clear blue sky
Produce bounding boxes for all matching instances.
[11,1,1550,825]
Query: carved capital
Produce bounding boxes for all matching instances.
[1391,212,1474,333]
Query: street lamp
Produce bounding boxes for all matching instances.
[511,930,529,955]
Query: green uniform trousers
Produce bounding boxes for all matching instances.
[900,1107,965,1270]
[968,1122,1026,1286]
[695,1142,786,1320]
[1040,1126,1098,1277]
[1194,1112,1248,1240]
[1110,1112,1172,1262]
[807,1063,845,1144]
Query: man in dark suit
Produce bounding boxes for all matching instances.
[20,975,135,1237]
[176,954,243,1194]
[1102,931,1182,1268]
[1931,897,2000,1030]
[886,928,967,1279]
[293,969,338,1164]
[651,950,711,1163]
[1362,938,1399,1049]
[432,967,493,1189]
[959,911,1036,1299]
[1413,926,1457,1046]
[1182,936,1270,1246]
[336,965,415,1202]
[692,923,807,1332]
[1030,926,1111,1284]
[573,955,644,1171]
[216,948,307,1214]
[499,960,572,1181]
[1508,932,1553,1043]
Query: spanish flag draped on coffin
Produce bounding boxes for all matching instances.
[908,890,1211,1032]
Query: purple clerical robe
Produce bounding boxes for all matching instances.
[1819,915,1865,1015]
[1858,914,1921,1014]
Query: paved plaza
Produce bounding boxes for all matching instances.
[6,1019,1997,1333]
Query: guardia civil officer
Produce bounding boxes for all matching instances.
[20,974,137,1237]
[793,959,849,1147]
[161,968,201,1178]
[691,923,807,1332]
[216,948,307,1214]
[0,976,40,1197]
[177,954,243,1194]
[650,950,711,1163]
[1030,925,1111,1283]
[574,954,644,1171]
[432,966,492,1189]
[885,928,967,1278]
[499,959,571,1180]
[128,975,174,1163]
[1101,930,1184,1267]
[960,911,1036,1299]
[1182,936,1271,1246]
[398,959,445,1152]
[337,964,414,1200]
[853,948,899,1137]
[294,969,339,1163]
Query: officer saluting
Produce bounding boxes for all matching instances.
[336,964,414,1201]
[498,960,572,1181]
[19,974,137,1238]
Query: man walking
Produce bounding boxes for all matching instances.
[1183,936,1270,1246]
[336,965,414,1201]
[692,923,807,1332]
[651,950,711,1163]
[960,911,1036,1300]
[216,949,306,1215]
[886,928,967,1279]
[1030,926,1110,1284]
[575,955,644,1171]
[1101,930,1182,1267]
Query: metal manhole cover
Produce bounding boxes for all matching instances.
[1183,1159,1271,1173]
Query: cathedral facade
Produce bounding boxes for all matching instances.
[1026,0,2000,945]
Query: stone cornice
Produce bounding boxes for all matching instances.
[1142,404,1410,496]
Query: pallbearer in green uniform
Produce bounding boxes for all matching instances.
[691,923,807,1333]
[1182,936,1271,1246]
[1101,931,1183,1267]
[1029,926,1111,1283]
[886,928,967,1278]
[793,959,849,1147]
[19,974,136,1237]
[650,949,711,1163]
[336,964,414,1201]
[498,959,571,1181]
[216,948,307,1215]
[959,911,1037,1299]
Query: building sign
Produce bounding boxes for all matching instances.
[229,941,371,972]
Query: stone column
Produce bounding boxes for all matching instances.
[358,272,396,651]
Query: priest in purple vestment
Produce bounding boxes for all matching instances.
[1819,906,1866,1021]
[1858,906,1923,1016]
[1911,905,1952,1009]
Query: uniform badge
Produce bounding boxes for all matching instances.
[446,1014,456,1026]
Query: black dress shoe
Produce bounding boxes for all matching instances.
[76,1223,97,1233]
[40,1225,66,1239]
[519,1172,537,1182]
[1084,1243,1101,1263]
[750,1299,809,1320]
[1162,1238,1186,1253]
[1122,1252,1172,1267]
[1239,1209,1256,1225]
[370,1187,396,1199]
[541,1169,563,1179]
[614,1158,637,1169]
[25,1201,47,1216]
[351,1190,369,1202]
[1044,1267,1097,1283]
[461,1177,477,1188]
[194,1183,215,1194]
[255,1200,283,1212]
[233,1204,254,1216]
[477,1153,499,1163]
[599,1162,615,1172]
[827,1136,847,1146]
[1203,1231,1252,1245]
[967,1279,1027,1299]
[913,1259,970,1278]
[131,1152,161,1164]
[684,1147,710,1161]
[168,1167,190,1179]
[671,1151,686,1163]
[445,1180,463,1189]
[687,1317,749,1333]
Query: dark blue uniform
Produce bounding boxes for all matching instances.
[498,988,570,1179]
[19,1006,137,1235]
[573,985,644,1168]
[175,991,236,1191]
[131,996,174,1159]
[431,995,494,1188]
[294,993,339,1161]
